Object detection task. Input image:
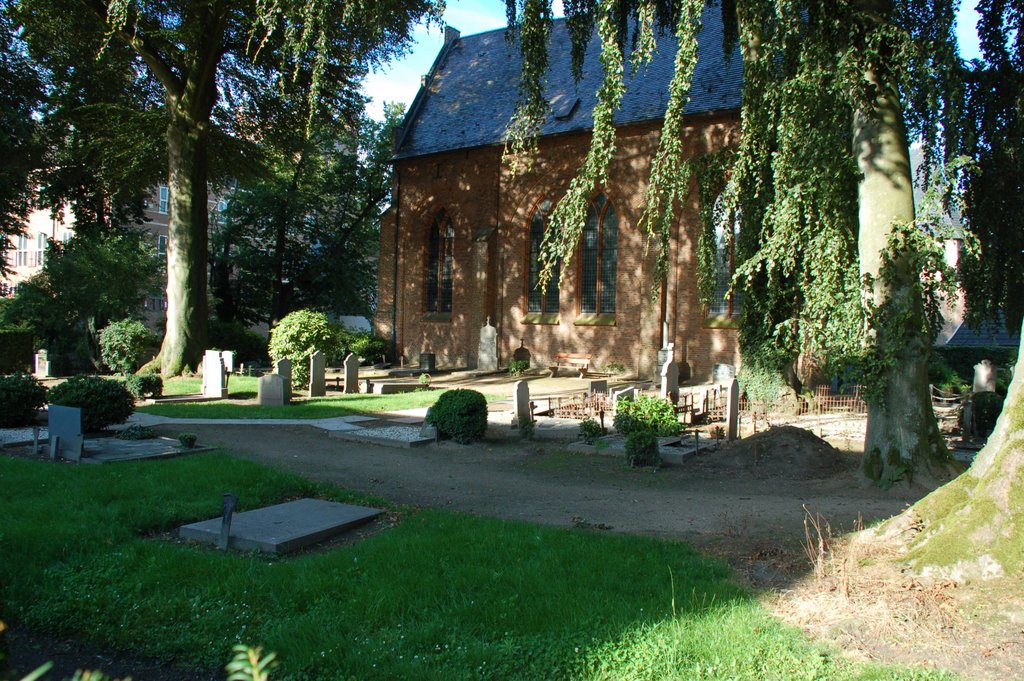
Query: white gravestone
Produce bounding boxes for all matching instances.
[659,356,679,404]
[478,317,498,372]
[274,358,292,402]
[34,349,51,378]
[513,380,532,425]
[220,351,235,374]
[203,350,227,399]
[726,378,740,441]
[343,353,360,394]
[973,360,996,393]
[309,350,326,397]
[258,374,285,406]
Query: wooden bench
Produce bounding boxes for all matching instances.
[549,352,592,378]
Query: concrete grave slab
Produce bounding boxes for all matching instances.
[178,498,382,554]
[338,415,378,423]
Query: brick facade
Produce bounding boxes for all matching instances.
[375,113,742,381]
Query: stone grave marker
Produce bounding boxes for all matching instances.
[513,380,531,424]
[726,378,740,441]
[612,386,635,406]
[34,349,51,378]
[344,353,359,394]
[220,350,235,374]
[660,355,679,404]
[588,379,608,397]
[48,405,83,462]
[219,493,238,551]
[202,350,227,399]
[309,350,326,397]
[973,360,996,393]
[275,358,292,402]
[258,374,285,406]
[478,317,498,371]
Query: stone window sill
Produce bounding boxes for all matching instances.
[421,312,452,322]
[703,316,740,329]
[521,312,560,325]
[573,313,616,327]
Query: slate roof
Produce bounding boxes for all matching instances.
[395,4,742,160]
[945,318,1021,348]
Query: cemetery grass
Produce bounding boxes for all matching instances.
[0,454,958,681]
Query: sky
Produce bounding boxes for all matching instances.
[363,0,985,120]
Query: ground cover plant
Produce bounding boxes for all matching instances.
[0,454,959,680]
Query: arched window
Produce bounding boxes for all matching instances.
[707,204,742,318]
[528,200,560,313]
[580,194,617,314]
[425,210,454,313]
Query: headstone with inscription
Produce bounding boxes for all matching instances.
[344,353,359,394]
[203,350,227,399]
[258,374,285,406]
[274,358,293,402]
[513,380,531,424]
[478,317,498,371]
[309,350,326,397]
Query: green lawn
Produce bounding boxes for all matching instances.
[0,455,959,680]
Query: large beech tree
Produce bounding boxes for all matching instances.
[14,0,439,375]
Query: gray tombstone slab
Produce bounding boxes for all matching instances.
[973,360,996,393]
[659,356,679,404]
[343,353,360,394]
[309,350,327,397]
[274,358,293,402]
[48,405,84,462]
[202,350,227,399]
[588,379,608,396]
[726,378,740,441]
[513,380,531,424]
[478,317,498,371]
[220,350,235,374]
[258,374,285,406]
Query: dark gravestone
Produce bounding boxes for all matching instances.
[219,493,238,550]
[48,405,84,462]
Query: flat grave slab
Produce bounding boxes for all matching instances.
[329,425,434,448]
[389,416,424,425]
[338,415,378,423]
[81,437,212,464]
[178,498,382,554]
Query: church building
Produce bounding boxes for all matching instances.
[374,6,743,380]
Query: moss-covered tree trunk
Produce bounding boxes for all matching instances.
[853,2,951,483]
[160,111,210,375]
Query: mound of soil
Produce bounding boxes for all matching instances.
[697,425,852,479]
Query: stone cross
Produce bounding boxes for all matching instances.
[478,317,498,372]
[309,350,326,397]
[202,350,227,399]
[726,377,740,441]
[659,355,679,404]
[33,349,51,378]
[513,380,531,425]
[343,353,360,394]
[258,374,285,406]
[274,358,293,402]
[973,360,996,393]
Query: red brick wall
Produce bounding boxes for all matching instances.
[374,114,742,381]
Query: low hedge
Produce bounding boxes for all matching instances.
[48,376,135,432]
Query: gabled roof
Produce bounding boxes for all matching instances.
[394,5,743,160]
[946,318,1021,348]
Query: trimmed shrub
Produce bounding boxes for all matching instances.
[0,329,32,373]
[99,319,153,375]
[579,417,603,444]
[973,391,1005,435]
[125,373,163,400]
[0,372,47,427]
[427,389,488,444]
[268,310,341,385]
[612,395,681,436]
[208,319,269,364]
[348,331,386,363]
[178,433,198,448]
[625,431,660,467]
[48,376,135,432]
[507,359,530,376]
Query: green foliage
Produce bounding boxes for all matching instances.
[99,319,153,375]
[268,310,341,386]
[578,417,603,444]
[227,645,277,681]
[115,424,156,441]
[508,359,530,376]
[613,395,681,437]
[604,361,626,375]
[47,376,134,432]
[426,389,488,444]
[0,329,32,373]
[418,372,431,386]
[208,320,269,364]
[0,373,47,427]
[738,361,790,403]
[177,433,198,448]
[124,373,163,400]
[346,330,387,363]
[931,346,1018,392]
[972,392,1005,435]
[625,430,660,467]
[517,414,535,440]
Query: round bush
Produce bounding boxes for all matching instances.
[625,431,660,467]
[125,373,163,400]
[0,372,47,427]
[427,389,488,444]
[507,359,530,377]
[268,310,341,385]
[612,395,681,436]
[579,417,603,444]
[48,376,135,432]
[99,319,153,374]
[973,391,1005,435]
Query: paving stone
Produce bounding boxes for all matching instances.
[178,498,382,554]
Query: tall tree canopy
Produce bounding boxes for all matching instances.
[13,0,441,375]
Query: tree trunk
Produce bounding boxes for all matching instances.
[158,112,209,375]
[853,18,952,484]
